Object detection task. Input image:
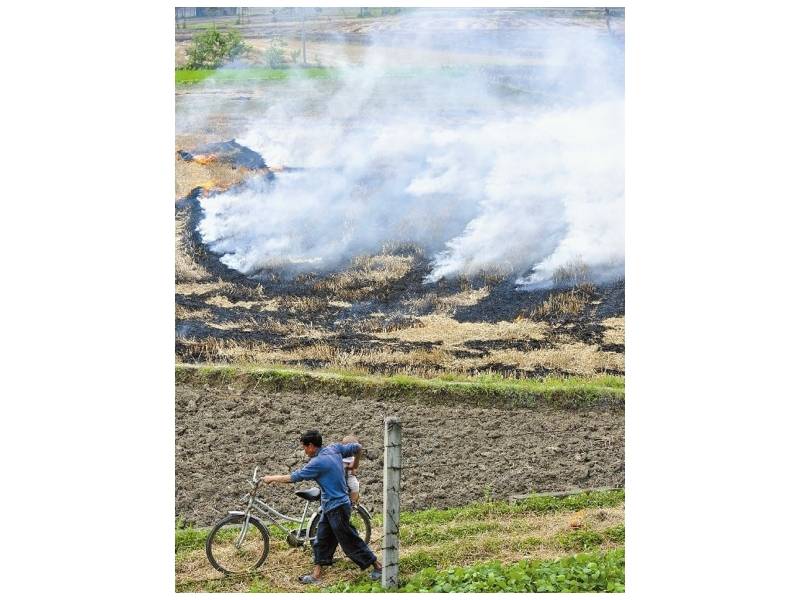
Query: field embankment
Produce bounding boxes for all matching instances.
[176,363,624,409]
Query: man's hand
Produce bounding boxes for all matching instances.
[261,474,292,485]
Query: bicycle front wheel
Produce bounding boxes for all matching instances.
[205,513,270,574]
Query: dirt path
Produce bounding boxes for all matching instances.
[176,383,623,526]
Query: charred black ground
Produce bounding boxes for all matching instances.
[177,139,267,169]
[175,142,624,379]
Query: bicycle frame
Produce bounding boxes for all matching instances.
[227,466,369,552]
[229,470,319,551]
[242,495,316,540]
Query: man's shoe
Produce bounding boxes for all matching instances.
[369,569,382,581]
[298,574,321,585]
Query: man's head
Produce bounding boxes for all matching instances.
[342,434,359,444]
[300,430,323,457]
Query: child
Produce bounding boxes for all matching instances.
[341,434,361,505]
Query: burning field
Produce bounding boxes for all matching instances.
[175,9,624,379]
[175,8,625,532]
[176,151,625,379]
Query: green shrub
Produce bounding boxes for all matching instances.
[265,46,284,68]
[186,27,249,69]
[326,549,625,593]
[265,38,289,68]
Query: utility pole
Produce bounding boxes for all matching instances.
[301,8,307,66]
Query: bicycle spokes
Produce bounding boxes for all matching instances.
[208,516,269,574]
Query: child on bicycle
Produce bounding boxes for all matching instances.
[341,434,361,505]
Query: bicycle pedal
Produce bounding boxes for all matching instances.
[286,532,306,548]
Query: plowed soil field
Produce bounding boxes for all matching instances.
[176,383,623,526]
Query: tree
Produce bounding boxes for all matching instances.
[185,27,249,69]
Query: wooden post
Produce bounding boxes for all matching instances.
[382,417,401,589]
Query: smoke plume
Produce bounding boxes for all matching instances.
[187,11,624,288]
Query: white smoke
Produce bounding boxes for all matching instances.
[192,11,625,287]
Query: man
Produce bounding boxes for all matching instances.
[261,429,382,585]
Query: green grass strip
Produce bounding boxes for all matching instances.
[396,488,625,527]
[175,363,624,409]
[175,67,335,84]
[175,489,624,553]
[325,548,625,592]
[175,65,491,85]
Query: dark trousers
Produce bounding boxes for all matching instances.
[313,504,376,569]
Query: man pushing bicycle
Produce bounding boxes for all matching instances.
[261,429,383,585]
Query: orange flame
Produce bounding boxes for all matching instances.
[193,154,218,165]
[199,179,238,196]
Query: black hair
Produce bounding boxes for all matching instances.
[300,430,323,448]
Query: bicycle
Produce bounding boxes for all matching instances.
[205,466,372,574]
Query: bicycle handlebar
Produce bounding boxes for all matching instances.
[249,466,261,492]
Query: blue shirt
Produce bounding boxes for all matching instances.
[290,442,361,512]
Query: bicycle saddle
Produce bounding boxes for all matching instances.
[294,487,321,502]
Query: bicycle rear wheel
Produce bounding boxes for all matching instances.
[205,513,270,574]
[309,504,371,546]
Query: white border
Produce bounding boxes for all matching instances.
[3,2,799,598]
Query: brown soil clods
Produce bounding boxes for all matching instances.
[176,383,624,526]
